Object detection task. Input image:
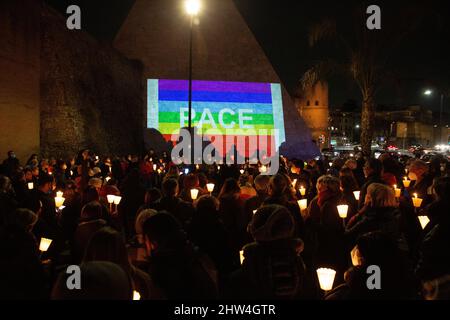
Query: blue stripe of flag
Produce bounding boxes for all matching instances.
[159,90,273,104]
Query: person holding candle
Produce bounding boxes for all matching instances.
[142,212,218,299]
[326,231,420,300]
[289,159,312,199]
[416,177,450,282]
[408,160,434,209]
[0,225,49,299]
[306,175,347,282]
[263,174,305,239]
[151,178,195,229]
[344,183,406,251]
[226,205,312,299]
[244,175,271,226]
[189,196,235,285]
[359,159,383,210]
[83,226,163,300]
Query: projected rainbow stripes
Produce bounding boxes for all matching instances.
[148,79,286,156]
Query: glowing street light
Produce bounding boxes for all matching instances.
[185,0,201,16]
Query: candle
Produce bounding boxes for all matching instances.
[107,195,116,204]
[190,189,199,200]
[27,182,34,190]
[206,183,215,193]
[217,165,221,170]
[316,268,336,291]
[394,185,401,198]
[240,250,244,265]
[299,186,306,196]
[260,165,267,173]
[329,162,333,167]
[113,196,122,205]
[291,179,297,188]
[157,169,162,174]
[196,164,200,170]
[70,170,74,176]
[54,196,65,209]
[56,191,64,198]
[240,169,245,174]
[109,166,112,173]
[133,290,141,301]
[353,191,360,201]
[403,177,411,188]
[418,216,430,229]
[412,193,423,208]
[153,164,157,171]
[298,199,308,211]
[39,238,52,252]
[337,205,349,219]
[105,176,111,182]
[253,210,257,215]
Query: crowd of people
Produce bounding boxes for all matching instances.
[0,148,449,300]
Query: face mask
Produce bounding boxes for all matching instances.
[408,172,418,181]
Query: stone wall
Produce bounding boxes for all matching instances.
[0,0,41,161]
[40,5,144,158]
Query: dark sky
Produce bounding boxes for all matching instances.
[45,0,450,114]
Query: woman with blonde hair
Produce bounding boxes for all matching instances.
[345,183,406,250]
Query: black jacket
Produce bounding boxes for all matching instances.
[226,239,313,299]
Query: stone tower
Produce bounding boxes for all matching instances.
[296,82,330,149]
[114,0,320,160]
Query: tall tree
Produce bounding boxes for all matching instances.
[299,1,432,155]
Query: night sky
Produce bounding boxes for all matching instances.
[45,0,450,115]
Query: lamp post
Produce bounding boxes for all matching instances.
[185,0,201,165]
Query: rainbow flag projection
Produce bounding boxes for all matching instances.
[148,79,286,157]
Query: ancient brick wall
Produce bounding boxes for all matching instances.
[40,5,144,158]
[0,0,41,161]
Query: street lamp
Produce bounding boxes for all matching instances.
[424,89,445,144]
[185,0,201,132]
[185,0,201,165]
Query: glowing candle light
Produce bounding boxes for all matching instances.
[105,176,111,182]
[353,191,360,201]
[412,193,423,208]
[157,169,162,174]
[240,250,244,265]
[217,165,221,171]
[56,191,63,198]
[298,199,308,211]
[190,189,199,200]
[291,179,297,188]
[27,182,34,190]
[113,196,122,205]
[418,216,430,229]
[394,185,401,198]
[206,183,215,193]
[337,205,349,219]
[107,195,115,204]
[39,238,52,252]
[329,162,333,167]
[153,164,157,171]
[240,169,244,175]
[299,186,306,196]
[133,290,141,301]
[260,165,267,173]
[316,268,336,291]
[253,210,257,215]
[403,177,411,188]
[54,196,65,209]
